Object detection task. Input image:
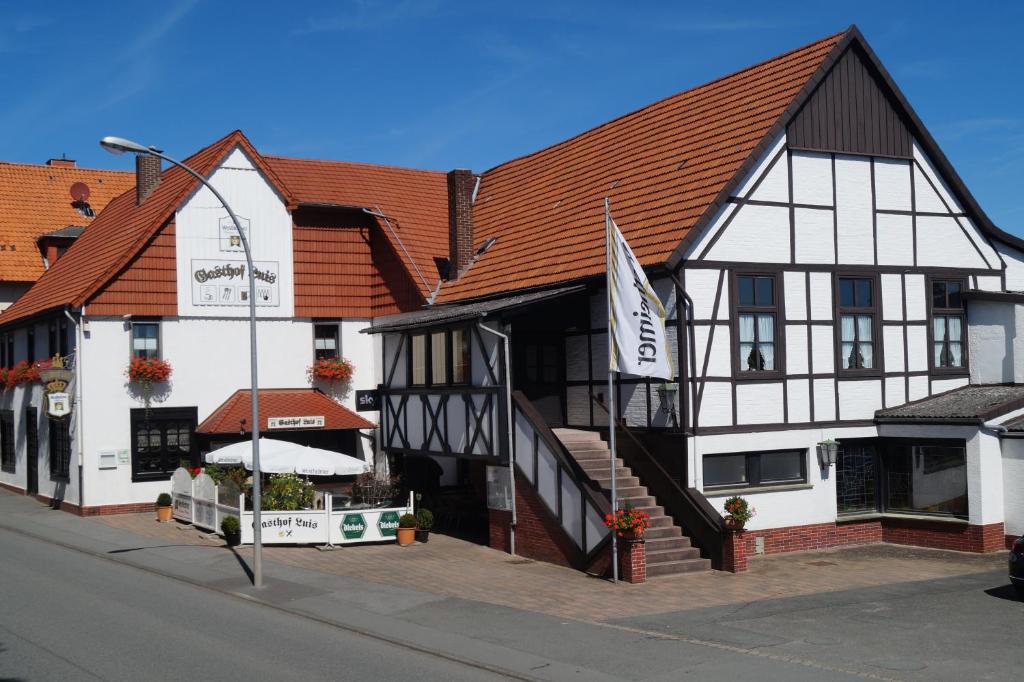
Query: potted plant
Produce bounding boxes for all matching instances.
[397,513,417,546]
[307,357,355,385]
[156,492,173,522]
[125,356,173,409]
[415,508,434,543]
[221,515,242,547]
[603,503,651,541]
[723,495,754,530]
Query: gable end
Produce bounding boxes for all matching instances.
[787,43,912,159]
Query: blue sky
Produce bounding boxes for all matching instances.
[2,1,1023,233]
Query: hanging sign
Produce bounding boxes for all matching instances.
[219,216,251,252]
[267,415,325,430]
[191,259,280,307]
[46,392,71,419]
[355,389,380,412]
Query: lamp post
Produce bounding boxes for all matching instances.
[100,136,265,588]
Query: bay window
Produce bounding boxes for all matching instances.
[409,328,471,386]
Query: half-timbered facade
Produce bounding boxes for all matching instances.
[371,27,1024,571]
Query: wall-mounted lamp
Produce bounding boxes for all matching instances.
[656,382,678,414]
[816,439,839,468]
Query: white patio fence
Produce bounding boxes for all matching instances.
[169,468,412,546]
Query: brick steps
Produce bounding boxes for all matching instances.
[554,428,710,578]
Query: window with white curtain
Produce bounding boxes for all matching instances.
[735,274,778,373]
[930,279,965,370]
[838,277,875,371]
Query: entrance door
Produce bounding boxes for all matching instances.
[25,408,38,496]
[513,335,564,427]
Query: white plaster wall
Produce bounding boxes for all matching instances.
[884,377,905,407]
[740,135,788,202]
[175,147,295,318]
[808,272,833,320]
[811,326,834,374]
[75,316,380,507]
[876,214,913,266]
[735,382,784,424]
[917,216,989,269]
[908,375,929,401]
[837,380,882,420]
[996,240,1024,290]
[904,274,927,320]
[697,382,732,427]
[967,300,1014,384]
[693,325,732,377]
[1002,439,1024,535]
[794,208,835,264]
[790,151,833,206]
[685,269,727,320]
[834,155,874,265]
[906,326,928,372]
[787,378,810,423]
[976,275,1002,292]
[785,325,808,375]
[873,158,912,211]
[880,274,904,320]
[932,377,969,394]
[697,424,879,530]
[783,271,807,319]
[813,378,837,421]
[705,204,790,263]
[883,327,905,372]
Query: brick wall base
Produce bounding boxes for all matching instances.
[618,539,646,583]
[1006,534,1019,550]
[487,471,579,569]
[728,518,1005,568]
[723,529,748,572]
[0,483,154,516]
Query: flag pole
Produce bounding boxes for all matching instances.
[605,197,618,583]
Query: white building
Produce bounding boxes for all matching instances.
[0,131,446,513]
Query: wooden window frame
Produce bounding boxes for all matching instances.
[834,273,882,377]
[927,276,968,376]
[407,326,472,387]
[130,319,162,360]
[703,448,808,491]
[49,418,71,482]
[130,406,198,483]
[731,270,785,380]
[312,321,341,361]
[0,410,14,473]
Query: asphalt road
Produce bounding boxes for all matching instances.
[0,527,506,682]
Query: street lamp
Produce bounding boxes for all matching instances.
[101,135,266,588]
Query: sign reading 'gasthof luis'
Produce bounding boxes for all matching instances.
[190,258,280,307]
[267,415,325,430]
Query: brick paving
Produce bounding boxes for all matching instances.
[96,513,1007,622]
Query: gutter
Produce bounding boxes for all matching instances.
[63,307,86,510]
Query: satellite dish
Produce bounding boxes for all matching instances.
[69,182,91,203]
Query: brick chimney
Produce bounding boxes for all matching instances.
[46,158,76,168]
[135,154,161,205]
[447,169,475,279]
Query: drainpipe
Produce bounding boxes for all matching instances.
[64,308,84,510]
[477,319,516,556]
[982,421,1008,434]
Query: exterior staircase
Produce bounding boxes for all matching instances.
[552,428,711,577]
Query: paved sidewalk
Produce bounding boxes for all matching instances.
[97,506,1006,622]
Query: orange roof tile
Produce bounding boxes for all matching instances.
[435,30,846,302]
[0,131,273,324]
[197,388,374,433]
[265,156,447,298]
[0,161,133,283]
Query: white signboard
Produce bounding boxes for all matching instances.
[46,392,71,418]
[219,216,250,252]
[191,259,280,307]
[252,512,325,544]
[267,415,325,430]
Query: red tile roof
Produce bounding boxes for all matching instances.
[435,30,846,302]
[0,161,133,283]
[197,388,374,434]
[0,131,278,324]
[265,156,448,298]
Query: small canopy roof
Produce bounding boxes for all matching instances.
[875,384,1024,425]
[364,285,585,334]
[205,437,369,476]
[197,388,374,434]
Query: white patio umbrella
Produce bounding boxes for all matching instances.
[204,437,369,476]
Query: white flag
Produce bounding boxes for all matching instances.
[606,209,674,379]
